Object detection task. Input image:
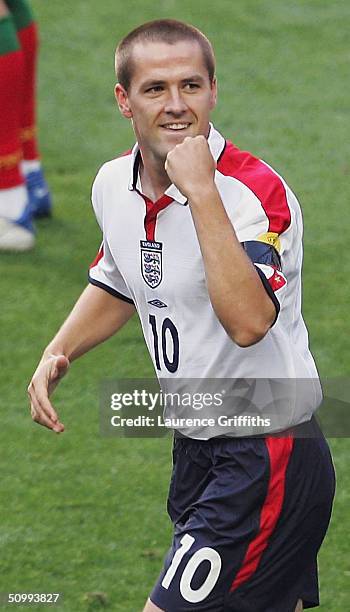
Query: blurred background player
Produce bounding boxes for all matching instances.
[0,0,52,251]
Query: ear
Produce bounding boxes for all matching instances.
[209,77,218,110]
[115,83,133,119]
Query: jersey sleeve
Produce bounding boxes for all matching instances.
[218,144,303,325]
[88,168,134,304]
[237,179,293,323]
[88,240,134,303]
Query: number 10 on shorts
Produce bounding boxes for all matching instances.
[161,534,222,604]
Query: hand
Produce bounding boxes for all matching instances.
[165,135,216,199]
[27,354,69,433]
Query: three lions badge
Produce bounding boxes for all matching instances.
[140,240,163,288]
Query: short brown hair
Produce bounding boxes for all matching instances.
[115,19,216,90]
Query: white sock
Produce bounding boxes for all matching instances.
[22,159,42,175]
[0,185,28,221]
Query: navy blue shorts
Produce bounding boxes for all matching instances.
[150,419,335,611]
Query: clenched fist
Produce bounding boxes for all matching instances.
[165,136,216,199]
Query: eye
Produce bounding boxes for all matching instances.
[145,85,164,94]
[183,82,200,90]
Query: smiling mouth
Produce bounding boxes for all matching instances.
[161,123,191,131]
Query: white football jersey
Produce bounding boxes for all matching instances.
[89,125,321,437]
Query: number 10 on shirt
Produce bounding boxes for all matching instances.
[149,314,179,373]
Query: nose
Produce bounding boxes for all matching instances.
[164,88,188,116]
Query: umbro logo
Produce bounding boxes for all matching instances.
[148,299,167,308]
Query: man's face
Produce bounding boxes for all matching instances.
[115,40,217,165]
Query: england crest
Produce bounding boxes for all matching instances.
[140,240,163,288]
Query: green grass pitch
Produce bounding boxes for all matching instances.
[0,0,349,610]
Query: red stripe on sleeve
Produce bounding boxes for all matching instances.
[230,436,294,592]
[217,141,291,235]
[89,245,104,269]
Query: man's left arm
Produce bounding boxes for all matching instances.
[165,136,277,347]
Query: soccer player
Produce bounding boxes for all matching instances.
[0,0,52,251]
[28,20,335,611]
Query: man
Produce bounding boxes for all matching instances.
[28,19,335,612]
[0,0,52,252]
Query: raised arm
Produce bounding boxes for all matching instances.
[165,136,276,347]
[27,284,135,433]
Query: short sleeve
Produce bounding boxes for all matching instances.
[238,188,291,324]
[217,142,302,324]
[88,240,134,304]
[88,168,134,304]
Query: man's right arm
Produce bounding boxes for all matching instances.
[27,283,135,433]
